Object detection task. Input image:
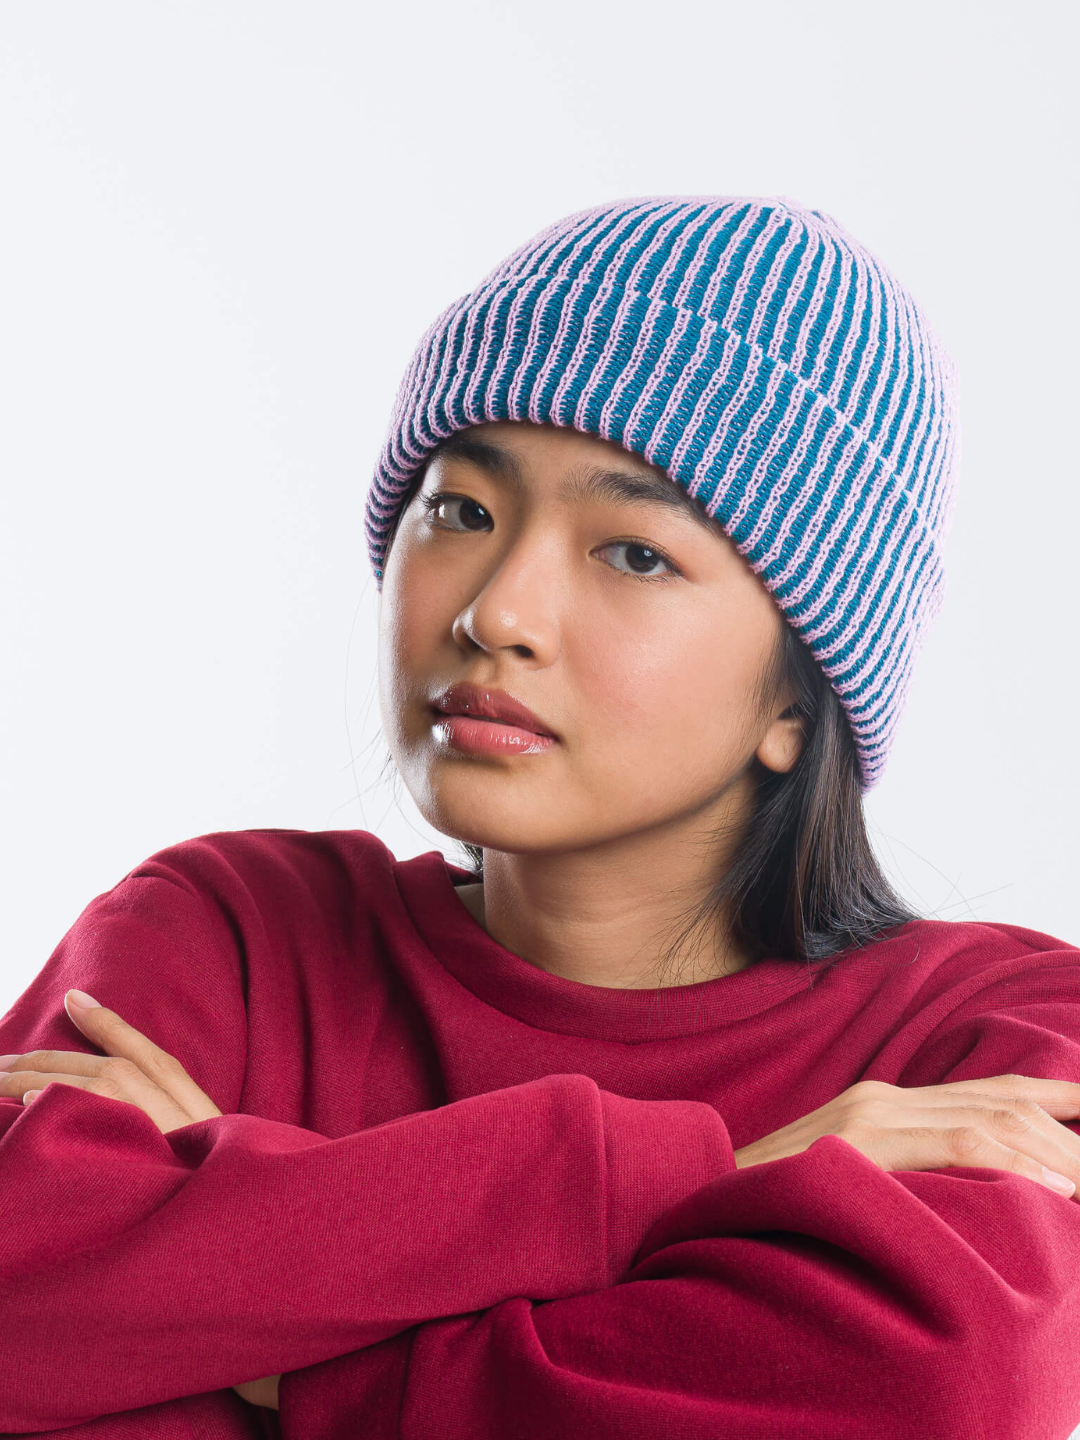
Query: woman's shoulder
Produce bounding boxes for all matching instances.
[113,826,398,908]
[888,916,1080,966]
[64,827,409,980]
[848,916,1080,1017]
[0,829,405,1095]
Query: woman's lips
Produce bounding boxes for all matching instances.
[431,712,557,757]
[431,683,557,738]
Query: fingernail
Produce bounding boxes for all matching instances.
[66,989,101,1011]
[0,1054,20,1071]
[22,1090,42,1104]
[1042,1167,1076,1195]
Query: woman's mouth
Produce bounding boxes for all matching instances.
[430,711,557,757]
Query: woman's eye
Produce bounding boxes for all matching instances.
[420,492,491,532]
[419,491,679,583]
[595,540,679,582]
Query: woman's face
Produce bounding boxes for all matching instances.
[377,421,800,865]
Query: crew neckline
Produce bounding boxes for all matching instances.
[393,848,823,1042]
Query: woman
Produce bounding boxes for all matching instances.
[2,196,1079,1438]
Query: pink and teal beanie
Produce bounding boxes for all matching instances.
[366,196,961,787]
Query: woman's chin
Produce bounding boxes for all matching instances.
[414,788,562,855]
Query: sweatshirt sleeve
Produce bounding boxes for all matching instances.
[0,849,733,1432]
[276,945,1080,1440]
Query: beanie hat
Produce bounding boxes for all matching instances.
[365,196,960,788]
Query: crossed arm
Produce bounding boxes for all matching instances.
[0,979,733,1432]
[5,984,1080,1436]
[0,990,283,1410]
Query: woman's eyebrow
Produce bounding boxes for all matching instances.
[559,465,716,535]
[436,435,716,535]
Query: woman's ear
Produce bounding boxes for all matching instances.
[756,702,806,776]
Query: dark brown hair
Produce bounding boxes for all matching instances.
[380,454,915,971]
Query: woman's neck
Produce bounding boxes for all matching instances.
[451,878,752,989]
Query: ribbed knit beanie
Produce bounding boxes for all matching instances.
[366,196,960,788]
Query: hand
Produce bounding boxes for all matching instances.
[0,989,222,1135]
[733,1073,1080,1197]
[0,990,283,1408]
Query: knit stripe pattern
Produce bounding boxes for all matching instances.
[366,196,960,788]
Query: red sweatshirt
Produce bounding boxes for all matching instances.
[1,827,1080,1439]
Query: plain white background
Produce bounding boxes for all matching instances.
[1,1,1077,1017]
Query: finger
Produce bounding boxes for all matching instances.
[893,1086,1080,1172]
[881,1088,1080,1192]
[0,1071,100,1100]
[957,1094,1080,1171]
[857,1086,1080,1188]
[928,1075,1080,1119]
[967,1101,1080,1192]
[886,1120,1077,1197]
[0,1065,196,1133]
[64,991,221,1122]
[0,1049,108,1078]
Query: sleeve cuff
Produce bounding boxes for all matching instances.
[599,1090,734,1283]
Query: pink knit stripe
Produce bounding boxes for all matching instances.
[464,283,522,425]
[740,390,831,553]
[481,204,608,290]
[878,282,922,454]
[531,217,672,415]
[541,203,690,424]
[622,304,697,447]
[597,290,685,439]
[794,456,915,639]
[510,208,653,421]
[839,558,934,725]
[569,205,693,425]
[849,264,903,449]
[690,342,770,490]
[909,319,956,526]
[788,229,840,383]
[804,497,930,698]
[439,282,509,429]
[407,314,458,454]
[651,206,727,309]
[741,223,805,353]
[594,210,723,429]
[645,316,722,460]
[890,307,944,514]
[767,223,824,368]
[800,505,936,716]
[601,210,743,446]
[502,209,643,418]
[829,252,878,420]
[721,365,797,534]
[420,300,475,444]
[718,205,790,335]
[710,228,835,531]
[765,424,868,604]
[696,204,766,320]
[671,209,750,311]
[473,276,550,420]
[667,329,745,478]
[807,492,928,663]
[807,241,855,397]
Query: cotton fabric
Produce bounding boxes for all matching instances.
[1,827,1078,1437]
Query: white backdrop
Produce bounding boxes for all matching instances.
[1,0,1077,1016]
